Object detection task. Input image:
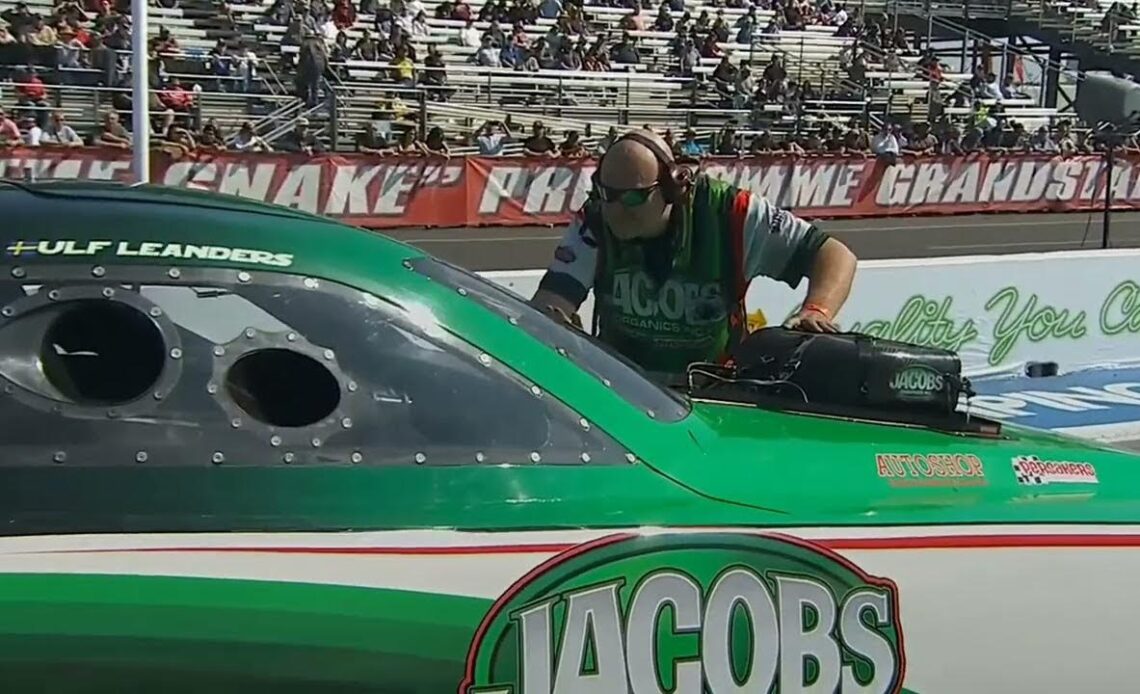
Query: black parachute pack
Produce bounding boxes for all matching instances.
[687,327,992,433]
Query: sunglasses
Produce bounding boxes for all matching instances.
[596,182,659,207]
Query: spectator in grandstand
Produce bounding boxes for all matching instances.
[714,122,741,155]
[420,46,450,100]
[207,39,237,91]
[85,33,116,85]
[484,18,507,46]
[159,123,197,159]
[559,130,587,158]
[698,32,721,58]
[821,124,845,153]
[1055,121,1077,155]
[0,21,16,72]
[935,125,963,155]
[594,125,618,155]
[474,120,510,155]
[871,123,900,164]
[779,135,806,154]
[197,121,226,151]
[916,49,941,81]
[410,9,430,37]
[711,55,736,97]
[732,9,755,43]
[449,0,473,21]
[583,42,610,71]
[330,30,352,74]
[475,34,499,66]
[529,129,857,384]
[1030,126,1058,153]
[280,117,325,154]
[904,122,936,155]
[232,121,272,152]
[355,121,390,154]
[675,36,699,76]
[393,127,420,153]
[538,0,561,20]
[0,108,19,146]
[296,34,328,105]
[95,110,130,149]
[1000,74,1029,101]
[421,125,449,156]
[458,18,480,46]
[14,67,46,109]
[1002,121,1030,151]
[560,39,584,68]
[709,10,730,40]
[677,128,706,158]
[23,16,57,67]
[55,23,85,72]
[352,28,378,60]
[332,0,356,29]
[153,25,178,54]
[158,77,194,113]
[500,31,527,67]
[881,49,900,73]
[799,129,823,154]
[522,121,556,156]
[0,2,32,35]
[39,111,82,147]
[390,44,415,85]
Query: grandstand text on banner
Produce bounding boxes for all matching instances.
[3,147,1138,228]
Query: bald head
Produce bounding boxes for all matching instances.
[595,129,676,241]
[598,129,674,189]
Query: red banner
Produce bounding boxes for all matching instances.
[2,147,1136,228]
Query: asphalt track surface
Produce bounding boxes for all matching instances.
[389,210,1140,453]
[384,210,1140,271]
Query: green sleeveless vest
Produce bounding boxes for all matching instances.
[588,175,747,378]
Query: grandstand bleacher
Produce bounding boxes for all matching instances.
[0,0,1095,159]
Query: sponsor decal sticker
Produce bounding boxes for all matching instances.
[553,245,576,264]
[888,365,945,402]
[876,453,986,487]
[1012,455,1099,486]
[462,532,907,694]
[5,240,294,268]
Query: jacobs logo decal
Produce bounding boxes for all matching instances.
[889,365,944,401]
[461,532,908,694]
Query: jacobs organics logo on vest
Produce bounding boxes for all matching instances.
[461,533,907,694]
[609,270,726,327]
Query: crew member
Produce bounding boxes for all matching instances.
[530,129,857,384]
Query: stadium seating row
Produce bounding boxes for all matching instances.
[0,0,1067,152]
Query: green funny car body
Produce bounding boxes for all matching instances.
[1,180,1139,693]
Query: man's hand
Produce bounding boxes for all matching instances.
[530,289,585,332]
[784,306,840,333]
[540,303,585,331]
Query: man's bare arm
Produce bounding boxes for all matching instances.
[800,237,857,317]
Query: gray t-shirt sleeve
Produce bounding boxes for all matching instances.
[739,191,827,289]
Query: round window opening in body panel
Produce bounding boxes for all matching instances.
[0,266,630,470]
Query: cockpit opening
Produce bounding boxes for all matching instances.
[225,348,341,427]
[40,300,166,406]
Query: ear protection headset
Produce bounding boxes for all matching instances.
[592,130,687,205]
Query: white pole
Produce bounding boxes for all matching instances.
[130,0,150,184]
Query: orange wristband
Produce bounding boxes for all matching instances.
[802,303,831,318]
